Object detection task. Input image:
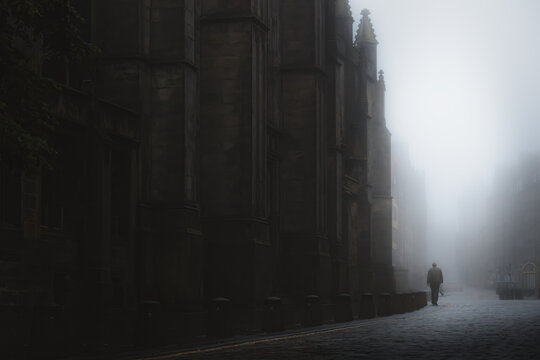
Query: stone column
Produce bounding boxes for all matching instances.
[279,0,330,301]
[199,0,272,329]
[329,0,355,296]
[96,0,205,340]
[369,71,394,293]
[78,131,113,349]
[346,9,381,294]
[141,0,203,309]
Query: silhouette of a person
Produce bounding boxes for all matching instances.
[427,262,443,305]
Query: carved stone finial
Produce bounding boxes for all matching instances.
[336,0,352,17]
[354,9,378,46]
[378,70,386,89]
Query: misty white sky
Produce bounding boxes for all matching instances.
[349,0,540,273]
[350,0,540,223]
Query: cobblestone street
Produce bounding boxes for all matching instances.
[125,288,540,360]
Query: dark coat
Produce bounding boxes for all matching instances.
[427,266,443,285]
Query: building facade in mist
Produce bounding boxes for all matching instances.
[0,0,395,353]
[391,142,427,292]
[489,153,540,291]
[459,152,540,293]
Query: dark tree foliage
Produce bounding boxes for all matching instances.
[0,0,97,171]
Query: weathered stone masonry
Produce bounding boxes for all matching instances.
[0,0,397,355]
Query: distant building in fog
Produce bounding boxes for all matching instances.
[0,1,395,353]
[391,142,427,291]
[459,152,540,291]
[490,153,540,287]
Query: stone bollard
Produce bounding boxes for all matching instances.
[378,293,393,316]
[418,291,428,307]
[498,289,510,300]
[394,294,406,314]
[359,293,376,319]
[400,294,408,313]
[393,294,399,314]
[405,293,414,312]
[263,297,283,332]
[302,295,322,327]
[419,292,426,309]
[413,292,422,310]
[334,293,353,322]
[136,300,161,346]
[208,297,232,338]
[410,293,417,310]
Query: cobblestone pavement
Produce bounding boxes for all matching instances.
[134,288,540,360]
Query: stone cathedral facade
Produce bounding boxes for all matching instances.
[0,0,394,354]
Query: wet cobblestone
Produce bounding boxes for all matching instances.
[135,288,540,360]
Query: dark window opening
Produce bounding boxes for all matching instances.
[111,148,130,245]
[41,166,64,230]
[0,165,22,226]
[40,136,79,234]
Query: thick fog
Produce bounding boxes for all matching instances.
[350,0,540,285]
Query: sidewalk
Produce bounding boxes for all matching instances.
[67,305,443,360]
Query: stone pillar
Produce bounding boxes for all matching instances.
[96,0,205,340]
[344,56,372,296]
[279,0,331,303]
[327,0,352,298]
[94,0,143,111]
[369,71,394,293]
[334,0,361,300]
[142,0,203,309]
[345,9,393,295]
[78,133,113,349]
[200,0,272,329]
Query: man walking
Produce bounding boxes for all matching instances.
[427,262,443,305]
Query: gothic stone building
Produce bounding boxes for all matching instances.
[0,1,393,355]
[458,152,540,294]
[391,141,427,292]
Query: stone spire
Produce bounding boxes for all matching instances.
[336,0,352,18]
[354,9,378,46]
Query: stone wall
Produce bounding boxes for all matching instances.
[0,1,399,356]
